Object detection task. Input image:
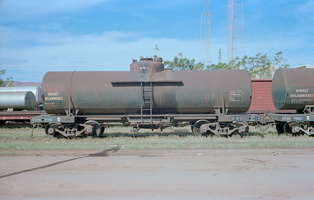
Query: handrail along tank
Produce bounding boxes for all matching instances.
[41,56,252,115]
[272,68,314,112]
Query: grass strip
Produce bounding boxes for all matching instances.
[0,127,314,152]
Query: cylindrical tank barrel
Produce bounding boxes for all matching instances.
[0,91,36,110]
[272,68,314,110]
[0,86,42,104]
[41,69,252,115]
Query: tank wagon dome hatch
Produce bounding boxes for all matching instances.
[130,55,164,74]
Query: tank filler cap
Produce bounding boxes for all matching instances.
[140,57,153,61]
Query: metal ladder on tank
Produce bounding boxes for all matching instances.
[140,82,153,123]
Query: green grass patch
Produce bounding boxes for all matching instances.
[0,126,314,152]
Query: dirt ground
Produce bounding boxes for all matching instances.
[0,148,314,200]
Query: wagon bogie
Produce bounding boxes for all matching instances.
[43,121,104,138]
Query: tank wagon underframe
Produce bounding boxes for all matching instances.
[31,112,260,138]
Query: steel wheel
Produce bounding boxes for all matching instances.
[236,122,249,137]
[192,120,209,136]
[276,123,285,134]
[283,123,292,134]
[84,120,103,137]
[45,124,56,136]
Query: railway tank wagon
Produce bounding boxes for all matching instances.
[270,67,314,135]
[0,91,36,111]
[31,56,259,138]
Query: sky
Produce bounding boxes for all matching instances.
[0,0,314,82]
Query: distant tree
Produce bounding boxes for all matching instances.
[0,70,6,86]
[205,51,289,79]
[227,51,290,79]
[206,62,233,70]
[164,55,204,70]
[0,70,13,87]
[165,51,289,79]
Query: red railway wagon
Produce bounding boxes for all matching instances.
[248,79,294,114]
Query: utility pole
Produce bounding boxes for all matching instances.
[154,44,159,56]
[201,0,211,65]
[218,49,222,64]
[228,0,244,64]
[228,0,235,63]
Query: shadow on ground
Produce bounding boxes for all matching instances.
[0,148,119,179]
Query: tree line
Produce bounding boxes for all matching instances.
[164,51,289,79]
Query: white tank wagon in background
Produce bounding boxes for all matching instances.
[0,91,36,111]
[0,86,43,104]
[0,86,43,110]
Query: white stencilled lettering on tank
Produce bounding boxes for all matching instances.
[47,92,59,96]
